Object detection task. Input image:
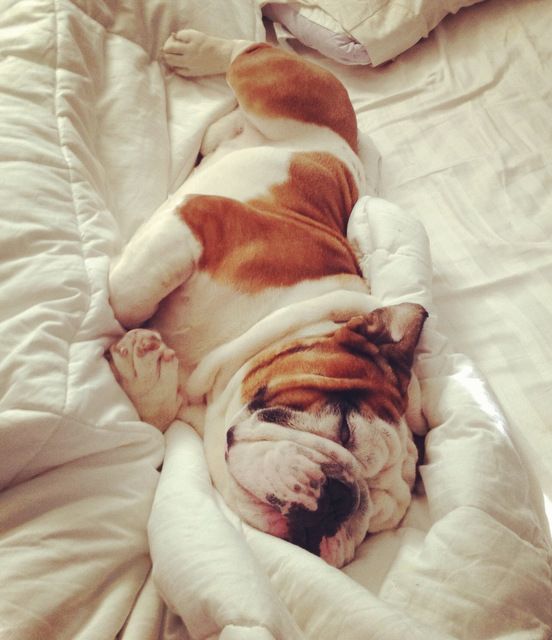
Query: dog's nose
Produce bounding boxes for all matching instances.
[287,478,357,555]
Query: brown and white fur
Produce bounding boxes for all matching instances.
[108,30,428,568]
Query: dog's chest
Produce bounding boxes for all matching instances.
[146,140,365,379]
[148,272,368,379]
[149,272,267,373]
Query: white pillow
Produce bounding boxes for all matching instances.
[262,0,485,66]
[263,3,371,65]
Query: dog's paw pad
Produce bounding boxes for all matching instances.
[109,329,159,380]
[135,331,161,355]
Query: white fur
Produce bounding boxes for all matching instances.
[159,276,373,398]
[109,193,202,328]
[200,108,244,157]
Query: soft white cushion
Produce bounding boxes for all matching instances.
[263,0,485,65]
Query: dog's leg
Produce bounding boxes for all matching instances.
[227,42,358,151]
[108,195,202,427]
[200,108,244,157]
[108,329,183,431]
[109,195,201,328]
[162,30,357,151]
[162,30,254,77]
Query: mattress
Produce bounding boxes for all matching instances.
[0,0,550,639]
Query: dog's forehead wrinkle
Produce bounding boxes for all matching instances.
[305,406,342,430]
[320,461,344,478]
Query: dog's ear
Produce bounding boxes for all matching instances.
[334,303,428,394]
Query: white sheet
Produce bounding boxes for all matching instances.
[1,0,551,638]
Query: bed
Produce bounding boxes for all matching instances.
[1,0,551,638]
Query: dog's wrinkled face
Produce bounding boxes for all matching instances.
[224,302,428,567]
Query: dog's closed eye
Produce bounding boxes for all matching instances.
[256,407,293,426]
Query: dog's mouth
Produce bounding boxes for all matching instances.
[228,468,364,567]
[286,476,359,555]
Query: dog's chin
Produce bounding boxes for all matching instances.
[319,528,358,568]
[232,488,360,568]
[226,471,367,568]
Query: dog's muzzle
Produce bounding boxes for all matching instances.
[223,409,371,565]
[286,476,358,555]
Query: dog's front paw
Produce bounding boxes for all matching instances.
[108,329,183,432]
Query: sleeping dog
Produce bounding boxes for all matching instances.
[108,30,428,568]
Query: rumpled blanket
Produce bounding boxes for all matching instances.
[0,1,550,639]
[148,197,552,639]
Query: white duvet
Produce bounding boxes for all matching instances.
[0,1,550,639]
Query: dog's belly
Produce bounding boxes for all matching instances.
[148,271,369,379]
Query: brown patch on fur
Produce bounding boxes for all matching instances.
[228,44,358,152]
[241,334,406,424]
[241,304,428,423]
[179,152,360,293]
[249,151,358,236]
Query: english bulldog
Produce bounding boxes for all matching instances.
[107,30,428,568]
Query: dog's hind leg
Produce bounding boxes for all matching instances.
[161,30,357,152]
[200,108,244,157]
[227,44,358,152]
[161,29,254,77]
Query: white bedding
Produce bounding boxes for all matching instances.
[1,1,551,639]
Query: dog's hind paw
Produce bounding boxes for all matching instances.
[161,29,252,77]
